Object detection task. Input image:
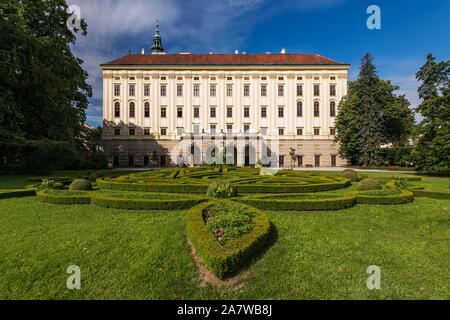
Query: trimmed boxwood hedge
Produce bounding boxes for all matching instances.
[410,189,450,200]
[186,200,271,278]
[91,192,207,210]
[0,189,36,199]
[36,190,91,205]
[236,193,356,211]
[355,189,414,205]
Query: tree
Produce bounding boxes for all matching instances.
[0,0,94,173]
[335,53,415,166]
[413,54,450,174]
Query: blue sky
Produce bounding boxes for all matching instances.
[68,0,450,127]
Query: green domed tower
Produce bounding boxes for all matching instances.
[151,21,165,54]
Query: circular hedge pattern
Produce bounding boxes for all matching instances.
[37,190,91,205]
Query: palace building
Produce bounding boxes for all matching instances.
[100,24,350,168]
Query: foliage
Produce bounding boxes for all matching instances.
[186,200,271,278]
[413,54,450,174]
[0,189,36,199]
[69,179,92,191]
[335,54,415,166]
[207,180,238,198]
[355,189,414,205]
[357,178,383,191]
[411,189,450,200]
[37,190,91,204]
[394,179,411,189]
[204,201,254,244]
[341,169,358,181]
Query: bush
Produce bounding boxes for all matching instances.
[357,178,382,191]
[36,190,91,204]
[355,189,414,205]
[69,179,92,191]
[342,169,358,182]
[207,180,238,198]
[87,172,98,182]
[237,194,356,211]
[186,200,271,278]
[411,189,450,200]
[0,189,36,199]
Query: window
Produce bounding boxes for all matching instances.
[160,128,167,136]
[210,106,216,118]
[210,124,216,135]
[129,102,135,118]
[144,102,150,118]
[244,76,250,81]
[315,155,321,167]
[177,127,184,136]
[129,155,135,167]
[129,84,135,96]
[227,84,233,97]
[297,127,303,136]
[227,76,233,81]
[227,124,233,135]
[144,155,149,166]
[278,128,284,136]
[144,128,150,136]
[227,107,233,118]
[144,77,150,81]
[261,76,267,80]
[244,85,250,96]
[314,101,320,117]
[330,76,336,80]
[114,102,120,118]
[210,85,216,97]
[314,128,320,136]
[114,84,120,96]
[114,128,120,136]
[298,155,304,167]
[261,85,267,97]
[330,127,336,136]
[129,77,135,81]
[129,128,135,136]
[193,106,200,118]
[330,84,336,96]
[193,124,201,135]
[261,127,268,136]
[193,84,200,97]
[297,84,303,96]
[144,85,150,97]
[160,84,167,96]
[330,101,336,117]
[297,76,303,81]
[278,106,284,118]
[261,106,267,118]
[193,76,200,81]
[244,124,250,134]
[331,155,337,167]
[160,76,167,80]
[177,84,183,97]
[278,77,284,81]
[278,85,284,97]
[177,107,183,118]
[297,101,303,117]
[279,155,285,166]
[244,106,250,118]
[177,76,183,81]
[314,84,320,96]
[211,77,217,81]
[160,107,166,118]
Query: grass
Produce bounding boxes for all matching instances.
[0,195,448,299]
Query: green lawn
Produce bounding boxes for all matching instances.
[0,195,448,299]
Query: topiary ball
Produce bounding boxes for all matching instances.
[69,179,92,191]
[342,169,358,182]
[207,180,238,198]
[357,178,382,191]
[87,172,98,182]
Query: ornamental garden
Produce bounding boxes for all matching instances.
[1,167,449,285]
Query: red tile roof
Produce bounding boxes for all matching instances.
[101,53,348,67]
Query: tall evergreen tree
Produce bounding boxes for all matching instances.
[413,54,450,174]
[335,54,415,166]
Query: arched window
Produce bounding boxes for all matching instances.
[314,101,320,117]
[144,102,150,118]
[330,101,336,117]
[297,101,303,117]
[114,102,120,118]
[129,102,135,118]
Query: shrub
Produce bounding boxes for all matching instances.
[207,180,238,198]
[355,189,414,205]
[69,179,92,191]
[341,169,358,182]
[186,200,271,278]
[87,172,98,182]
[0,189,36,199]
[37,190,91,204]
[410,189,450,200]
[357,178,382,191]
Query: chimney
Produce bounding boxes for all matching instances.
[141,48,145,55]
[281,48,286,54]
